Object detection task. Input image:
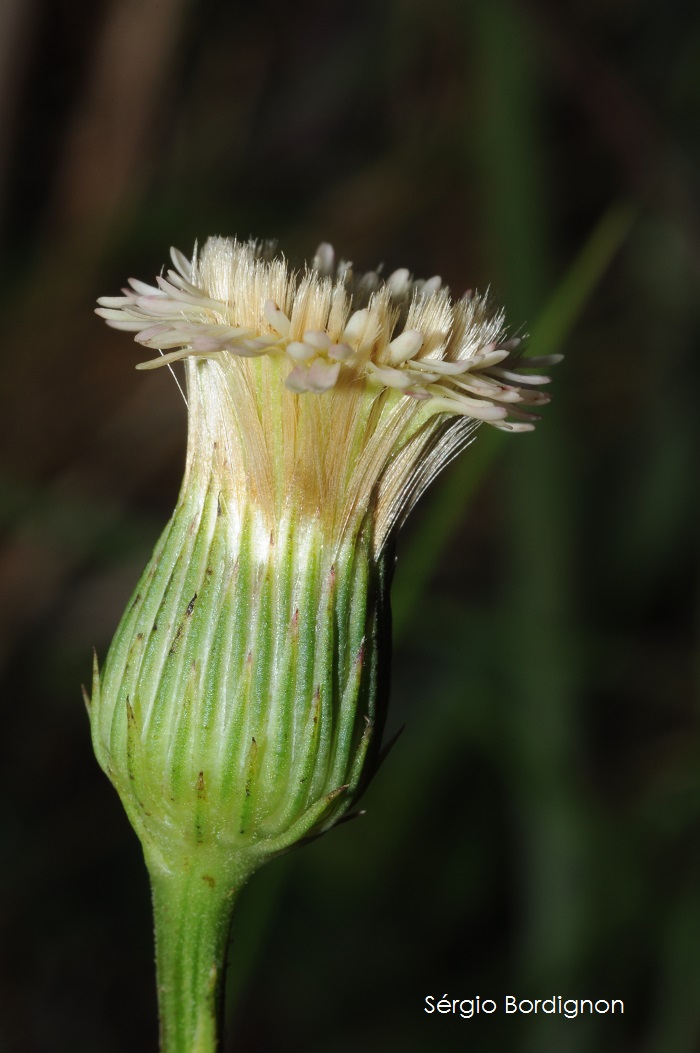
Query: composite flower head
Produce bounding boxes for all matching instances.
[91,235,560,1053]
[90,237,560,881]
[97,238,559,554]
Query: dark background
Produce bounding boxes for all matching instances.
[1,0,699,1050]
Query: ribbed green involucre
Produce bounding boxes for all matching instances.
[88,472,391,1051]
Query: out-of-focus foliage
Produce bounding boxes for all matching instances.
[1,0,699,1050]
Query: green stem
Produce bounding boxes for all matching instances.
[149,857,248,1053]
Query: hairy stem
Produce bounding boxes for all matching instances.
[149,857,248,1053]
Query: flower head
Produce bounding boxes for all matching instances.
[91,235,560,1053]
[97,238,559,554]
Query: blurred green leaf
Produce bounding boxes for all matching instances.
[392,199,636,643]
[528,201,637,359]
